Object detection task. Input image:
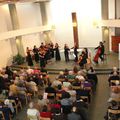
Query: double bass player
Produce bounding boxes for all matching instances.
[93,41,105,64]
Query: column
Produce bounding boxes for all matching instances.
[101,0,110,54]
[39,2,53,44]
[71,12,79,47]
[8,4,25,56]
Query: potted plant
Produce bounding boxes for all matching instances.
[13,54,25,65]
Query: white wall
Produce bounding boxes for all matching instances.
[0,5,13,67]
[108,0,115,19]
[47,0,102,49]
[0,40,13,68]
[16,3,43,54]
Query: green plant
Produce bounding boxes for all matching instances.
[13,54,25,65]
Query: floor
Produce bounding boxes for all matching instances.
[13,74,110,120]
[13,52,118,120]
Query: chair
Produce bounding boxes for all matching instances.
[68,79,75,83]
[0,111,5,120]
[108,109,120,120]
[47,93,55,99]
[80,96,89,103]
[25,93,32,105]
[72,86,81,90]
[56,93,62,100]
[27,115,39,120]
[110,80,120,86]
[9,99,22,114]
[40,117,50,120]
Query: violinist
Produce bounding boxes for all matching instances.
[94,41,105,64]
[33,45,39,63]
[54,43,61,61]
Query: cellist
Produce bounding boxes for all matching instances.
[93,41,105,64]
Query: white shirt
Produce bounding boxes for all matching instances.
[27,108,40,120]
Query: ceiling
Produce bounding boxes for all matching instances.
[0,0,50,5]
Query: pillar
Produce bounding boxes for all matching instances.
[71,12,79,48]
[101,0,110,54]
[8,4,25,56]
[39,2,53,44]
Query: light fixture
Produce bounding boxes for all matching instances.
[72,22,77,27]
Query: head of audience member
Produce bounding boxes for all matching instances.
[75,74,85,82]
[69,71,73,75]
[38,95,43,100]
[9,91,14,96]
[19,75,24,81]
[115,80,120,86]
[73,78,81,84]
[88,66,95,73]
[58,71,65,79]
[42,105,48,112]
[113,67,118,72]
[57,84,62,90]
[73,66,78,74]
[3,74,8,79]
[54,108,61,114]
[71,106,79,114]
[29,102,35,109]
[62,92,70,99]
[14,79,19,85]
[64,69,69,76]
[68,85,73,91]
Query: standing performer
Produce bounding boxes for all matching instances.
[93,41,105,64]
[54,43,61,61]
[64,44,70,62]
[72,44,78,62]
[39,51,46,68]
[33,45,39,63]
[26,52,33,66]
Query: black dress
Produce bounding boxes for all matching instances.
[74,47,78,62]
[26,53,33,66]
[64,47,70,62]
[33,48,39,63]
[54,47,61,61]
[39,53,46,68]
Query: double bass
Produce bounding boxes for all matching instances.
[93,47,101,63]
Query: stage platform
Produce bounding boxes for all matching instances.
[11,52,119,74]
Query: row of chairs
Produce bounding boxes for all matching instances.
[107,79,120,119]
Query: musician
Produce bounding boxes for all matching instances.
[94,41,105,64]
[26,52,33,66]
[78,51,87,68]
[64,44,70,62]
[54,43,61,61]
[71,44,78,62]
[33,45,39,63]
[39,51,46,68]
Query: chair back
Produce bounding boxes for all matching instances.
[0,111,5,120]
[27,115,38,120]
